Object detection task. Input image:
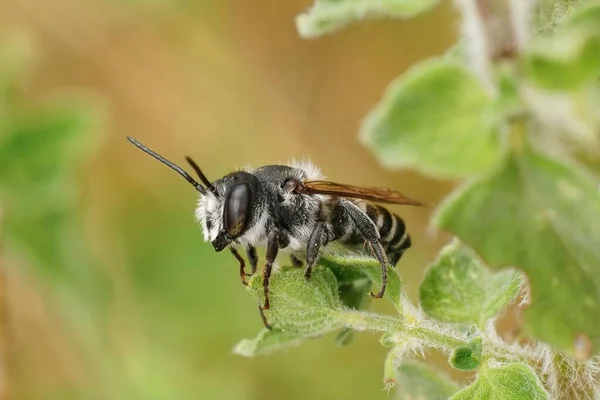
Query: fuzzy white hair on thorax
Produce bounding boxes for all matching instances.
[288,159,325,181]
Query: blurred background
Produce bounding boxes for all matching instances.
[0,0,494,399]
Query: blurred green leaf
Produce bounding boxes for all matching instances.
[0,101,101,280]
[360,59,501,179]
[419,240,523,327]
[296,0,440,38]
[450,337,482,371]
[320,254,402,310]
[396,361,460,400]
[525,1,600,91]
[451,363,548,400]
[246,266,342,331]
[233,328,319,356]
[524,30,600,91]
[0,102,97,189]
[434,147,600,356]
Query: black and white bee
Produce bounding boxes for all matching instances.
[127,137,423,328]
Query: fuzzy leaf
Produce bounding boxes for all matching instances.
[360,59,501,179]
[450,363,548,400]
[320,255,402,310]
[450,337,482,371]
[247,266,343,331]
[434,147,600,356]
[233,328,324,357]
[335,278,372,345]
[419,241,523,327]
[525,2,600,91]
[396,362,460,400]
[296,0,440,39]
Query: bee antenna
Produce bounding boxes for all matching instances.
[185,156,217,195]
[126,136,207,195]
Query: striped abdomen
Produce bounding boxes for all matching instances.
[365,203,411,266]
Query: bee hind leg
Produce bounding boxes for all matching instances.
[336,199,389,299]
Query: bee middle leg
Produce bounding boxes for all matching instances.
[258,227,281,330]
[246,245,258,275]
[304,221,329,280]
[290,254,303,268]
[336,199,389,299]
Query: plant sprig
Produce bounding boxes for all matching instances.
[235,0,600,398]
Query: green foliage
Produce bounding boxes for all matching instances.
[525,2,600,91]
[396,362,460,400]
[420,241,523,328]
[296,0,440,39]
[434,147,600,355]
[450,337,482,371]
[320,254,402,309]
[360,59,502,179]
[287,0,600,398]
[246,266,342,331]
[450,363,548,400]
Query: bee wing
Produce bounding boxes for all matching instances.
[299,180,425,206]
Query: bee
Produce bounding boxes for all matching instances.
[127,137,423,328]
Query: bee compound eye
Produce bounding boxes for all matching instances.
[225,183,250,237]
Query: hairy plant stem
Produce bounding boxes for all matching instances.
[340,310,467,350]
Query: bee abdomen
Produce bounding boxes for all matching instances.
[365,204,411,266]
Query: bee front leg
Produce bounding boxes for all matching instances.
[258,227,281,330]
[337,199,389,299]
[229,247,249,286]
[304,222,329,280]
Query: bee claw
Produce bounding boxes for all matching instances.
[258,304,272,330]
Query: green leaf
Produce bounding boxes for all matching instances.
[419,240,523,327]
[335,278,372,345]
[396,361,460,400]
[524,30,600,91]
[247,266,343,331]
[434,147,600,356]
[525,2,600,91]
[295,0,440,39]
[233,328,319,356]
[320,254,402,310]
[360,59,501,179]
[450,337,482,371]
[450,363,548,400]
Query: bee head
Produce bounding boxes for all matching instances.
[126,137,261,252]
[196,171,263,252]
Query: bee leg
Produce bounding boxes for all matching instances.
[304,222,328,280]
[246,245,259,275]
[337,199,389,299]
[258,227,281,330]
[290,254,303,268]
[230,247,249,286]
